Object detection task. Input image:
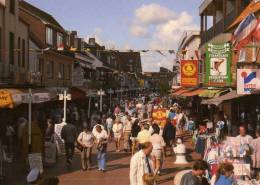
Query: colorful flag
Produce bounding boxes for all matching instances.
[233,14,258,50]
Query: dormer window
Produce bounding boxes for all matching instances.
[57,32,63,47]
[46,27,53,45]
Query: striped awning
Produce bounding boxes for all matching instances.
[198,89,227,98]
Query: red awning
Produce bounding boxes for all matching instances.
[172,89,190,96]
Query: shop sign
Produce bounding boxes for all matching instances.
[237,69,260,94]
[205,43,232,86]
[181,60,198,87]
[152,108,167,127]
[0,90,13,108]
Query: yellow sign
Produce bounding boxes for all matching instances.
[0,90,13,108]
[152,109,167,127]
[182,62,196,77]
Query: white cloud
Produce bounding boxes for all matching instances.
[135,3,175,25]
[149,11,199,50]
[137,10,199,72]
[130,24,149,37]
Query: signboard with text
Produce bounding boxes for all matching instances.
[181,60,198,87]
[237,69,260,94]
[205,43,232,86]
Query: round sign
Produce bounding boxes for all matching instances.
[182,62,196,77]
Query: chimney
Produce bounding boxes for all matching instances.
[89,38,96,46]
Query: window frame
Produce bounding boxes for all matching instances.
[46,61,54,79]
[57,32,63,47]
[9,32,15,65]
[46,27,53,45]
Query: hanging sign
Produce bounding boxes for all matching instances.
[205,43,232,86]
[237,69,260,94]
[0,90,13,108]
[181,60,198,87]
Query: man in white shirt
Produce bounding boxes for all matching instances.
[236,125,253,145]
[106,116,113,141]
[123,116,132,152]
[130,142,154,185]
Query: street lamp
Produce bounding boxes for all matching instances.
[97,89,105,112]
[59,90,71,123]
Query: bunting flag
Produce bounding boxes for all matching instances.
[168,50,175,54]
[156,50,166,56]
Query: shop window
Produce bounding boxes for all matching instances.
[46,27,53,45]
[46,61,54,79]
[9,32,14,64]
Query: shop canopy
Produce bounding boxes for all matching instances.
[180,89,205,97]
[201,90,246,106]
[172,89,190,96]
[198,89,228,98]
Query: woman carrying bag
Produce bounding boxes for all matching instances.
[77,126,94,171]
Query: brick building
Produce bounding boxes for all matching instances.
[19,0,74,87]
[0,0,29,86]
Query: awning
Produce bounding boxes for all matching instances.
[181,89,205,97]
[198,89,227,98]
[227,1,260,30]
[20,89,55,103]
[69,87,88,100]
[172,89,190,96]
[74,87,99,97]
[201,90,246,106]
[0,89,24,108]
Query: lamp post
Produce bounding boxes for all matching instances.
[97,89,105,113]
[59,90,71,123]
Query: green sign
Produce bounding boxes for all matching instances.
[205,43,232,86]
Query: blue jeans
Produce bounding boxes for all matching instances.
[97,151,106,170]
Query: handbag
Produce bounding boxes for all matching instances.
[76,132,84,152]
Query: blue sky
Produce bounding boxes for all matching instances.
[26,0,202,72]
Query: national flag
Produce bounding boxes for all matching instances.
[57,44,64,51]
[233,13,258,50]
[252,19,260,42]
